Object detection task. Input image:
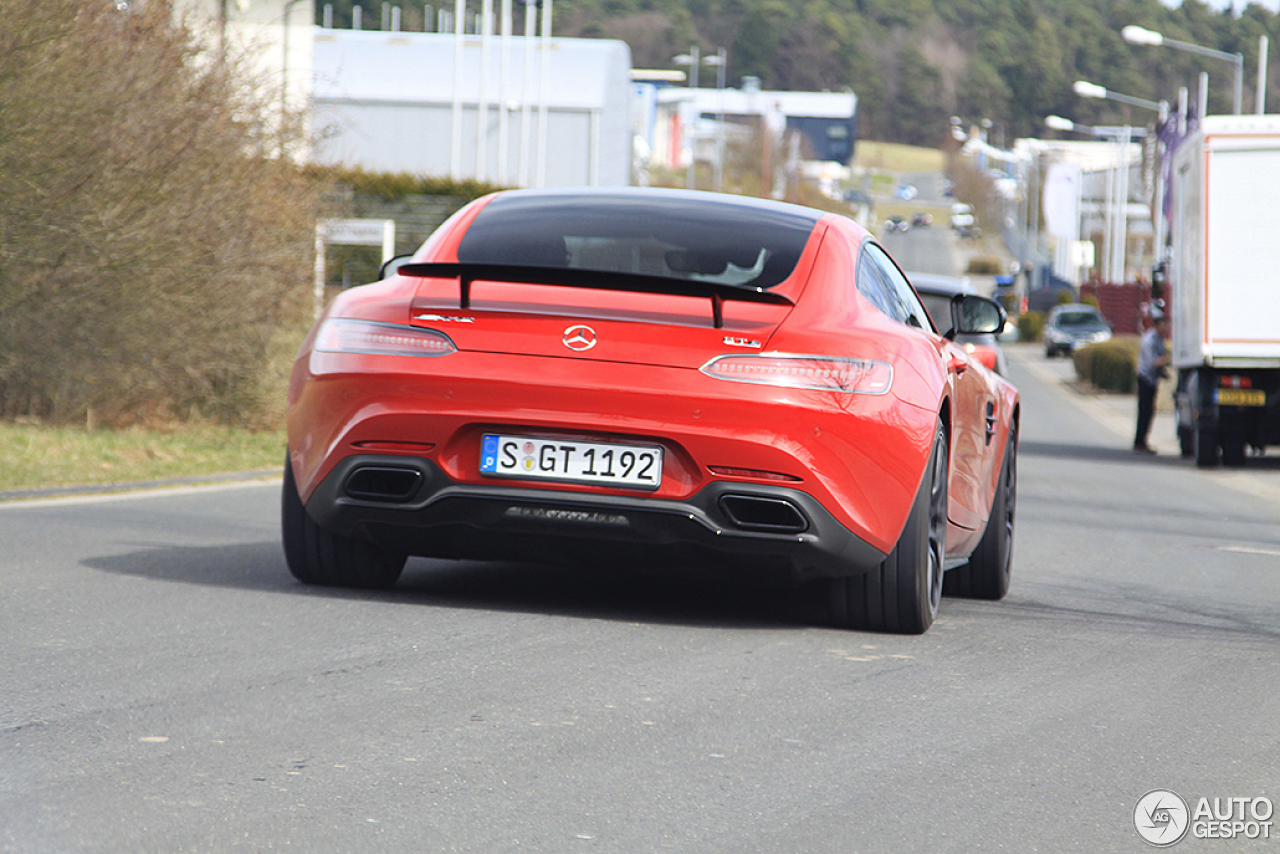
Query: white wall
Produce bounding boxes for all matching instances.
[312,30,632,187]
[170,0,314,125]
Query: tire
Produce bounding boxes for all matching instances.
[1220,423,1247,468]
[824,421,947,634]
[944,423,1016,600]
[1177,423,1194,458]
[1176,375,1195,458]
[1194,424,1220,469]
[1191,370,1221,469]
[281,455,406,589]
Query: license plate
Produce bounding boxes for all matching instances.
[480,434,662,490]
[1216,388,1266,407]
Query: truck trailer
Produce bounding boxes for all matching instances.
[1167,115,1280,467]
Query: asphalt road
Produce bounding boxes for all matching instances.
[879,221,955,277]
[4,354,1279,852]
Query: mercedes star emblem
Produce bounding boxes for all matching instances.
[562,325,598,351]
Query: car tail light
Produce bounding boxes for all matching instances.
[965,343,999,372]
[700,354,892,394]
[1220,375,1252,389]
[315,319,456,357]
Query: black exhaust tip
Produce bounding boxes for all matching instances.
[718,494,809,534]
[344,466,423,503]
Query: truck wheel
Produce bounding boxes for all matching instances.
[1221,431,1247,467]
[1194,426,1220,469]
[282,456,406,589]
[1175,376,1195,458]
[1177,424,1194,458]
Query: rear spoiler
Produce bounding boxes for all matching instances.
[397,262,794,330]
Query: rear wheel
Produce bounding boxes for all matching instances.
[281,456,406,589]
[824,421,947,634]
[1220,423,1247,468]
[944,423,1016,600]
[1194,424,1220,469]
[1190,370,1221,469]
[1177,423,1194,458]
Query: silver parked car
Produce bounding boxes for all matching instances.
[1043,303,1111,357]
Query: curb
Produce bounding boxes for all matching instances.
[0,469,280,503]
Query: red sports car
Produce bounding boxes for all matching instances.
[283,188,1019,634]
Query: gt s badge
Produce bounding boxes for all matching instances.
[563,325,598,351]
[723,336,763,349]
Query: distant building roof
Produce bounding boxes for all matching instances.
[313,30,630,112]
[658,86,857,121]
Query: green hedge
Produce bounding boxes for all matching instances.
[965,255,1003,275]
[305,165,507,202]
[1073,338,1139,393]
[1016,311,1044,342]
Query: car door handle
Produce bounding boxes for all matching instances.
[947,356,968,375]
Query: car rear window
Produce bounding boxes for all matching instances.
[1056,310,1105,326]
[456,191,820,290]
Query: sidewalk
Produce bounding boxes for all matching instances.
[1004,342,1179,455]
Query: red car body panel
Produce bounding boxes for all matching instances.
[286,188,1018,580]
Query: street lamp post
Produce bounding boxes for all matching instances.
[674,47,701,189]
[1046,116,1122,284]
[674,47,728,191]
[1122,25,1244,115]
[705,48,727,192]
[1073,82,1167,284]
[1073,80,1161,114]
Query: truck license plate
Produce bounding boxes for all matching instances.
[1216,388,1266,407]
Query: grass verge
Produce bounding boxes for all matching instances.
[854,141,947,174]
[0,423,284,496]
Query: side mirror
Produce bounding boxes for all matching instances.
[377,254,416,282]
[946,293,1006,339]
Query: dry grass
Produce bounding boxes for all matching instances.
[854,141,947,174]
[0,422,283,496]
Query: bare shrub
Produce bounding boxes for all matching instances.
[0,0,321,426]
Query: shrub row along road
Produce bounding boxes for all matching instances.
[2,346,1278,852]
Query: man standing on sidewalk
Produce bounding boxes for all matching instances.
[1134,311,1172,454]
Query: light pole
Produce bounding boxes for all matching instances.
[1073,82,1167,284]
[1073,80,1161,114]
[674,46,727,191]
[1047,115,1123,285]
[281,0,307,156]
[705,48,727,192]
[1122,25,1244,115]
[674,47,701,189]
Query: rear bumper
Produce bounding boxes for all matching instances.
[304,454,887,583]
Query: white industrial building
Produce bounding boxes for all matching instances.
[635,79,858,170]
[157,1,855,194]
[311,29,633,187]
[1005,136,1150,286]
[168,0,315,124]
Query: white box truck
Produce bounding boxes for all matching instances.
[1168,115,1280,467]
